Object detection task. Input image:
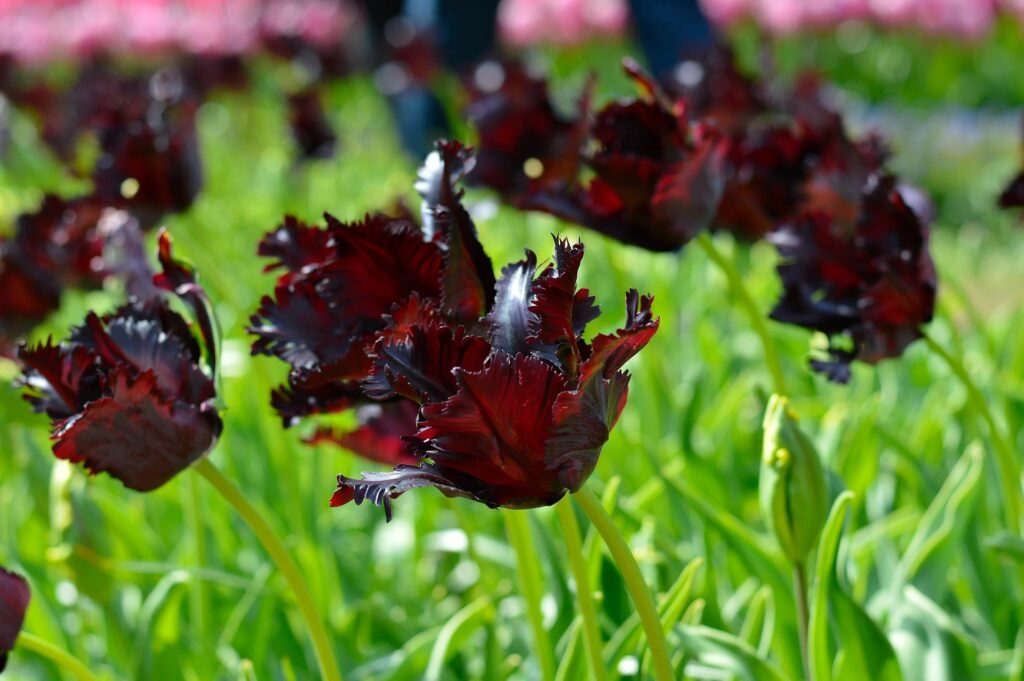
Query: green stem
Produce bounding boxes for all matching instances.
[555,498,607,681]
[185,472,208,638]
[574,486,674,681]
[793,563,812,681]
[923,333,1022,534]
[17,632,103,681]
[193,458,343,681]
[696,232,787,395]
[503,510,556,681]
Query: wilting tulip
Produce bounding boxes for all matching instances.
[760,395,829,563]
[464,59,590,202]
[526,59,725,252]
[0,567,30,673]
[18,231,221,492]
[769,174,937,382]
[0,195,111,354]
[287,87,337,161]
[1000,171,1024,212]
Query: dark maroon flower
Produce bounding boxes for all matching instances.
[249,141,494,448]
[663,43,768,135]
[999,171,1024,211]
[0,565,29,671]
[18,231,222,492]
[769,175,937,382]
[525,59,726,252]
[0,567,30,673]
[713,121,813,240]
[287,88,337,161]
[0,195,112,354]
[331,239,658,518]
[91,90,203,229]
[464,60,591,201]
[305,401,420,466]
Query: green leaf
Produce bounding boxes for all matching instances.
[673,624,794,681]
[896,443,985,593]
[424,597,495,681]
[985,532,1024,563]
[809,490,854,681]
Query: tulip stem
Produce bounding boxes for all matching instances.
[696,232,787,395]
[922,333,1022,534]
[574,486,674,681]
[555,498,607,681]
[503,510,556,681]
[17,632,103,681]
[793,562,812,681]
[193,458,343,681]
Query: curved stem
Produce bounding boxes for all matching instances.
[574,486,674,681]
[696,232,787,395]
[555,498,607,681]
[792,563,812,681]
[503,510,556,681]
[923,333,1022,534]
[193,458,343,681]
[17,632,103,681]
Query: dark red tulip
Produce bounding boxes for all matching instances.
[0,567,30,673]
[999,171,1024,212]
[288,88,337,161]
[18,231,222,492]
[663,43,768,135]
[769,175,937,382]
[464,60,590,201]
[0,195,110,354]
[250,141,495,449]
[331,239,658,518]
[91,98,203,229]
[525,59,726,252]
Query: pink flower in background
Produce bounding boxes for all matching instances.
[699,0,1014,38]
[0,0,353,63]
[499,0,628,46]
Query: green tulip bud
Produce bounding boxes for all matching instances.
[760,395,829,564]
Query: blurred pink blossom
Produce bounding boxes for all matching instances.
[0,0,354,63]
[699,0,1016,38]
[498,0,628,46]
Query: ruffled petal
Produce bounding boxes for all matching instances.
[51,367,220,492]
[0,567,30,673]
[306,401,420,466]
[364,323,491,403]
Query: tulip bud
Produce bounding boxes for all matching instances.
[760,395,829,564]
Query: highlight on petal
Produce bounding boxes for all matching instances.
[52,367,220,492]
[416,140,496,322]
[0,567,30,673]
[331,463,476,522]
[484,251,538,356]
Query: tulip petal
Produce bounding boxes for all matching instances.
[0,568,30,673]
[52,367,219,492]
[306,401,420,466]
[364,324,491,403]
[485,251,538,356]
